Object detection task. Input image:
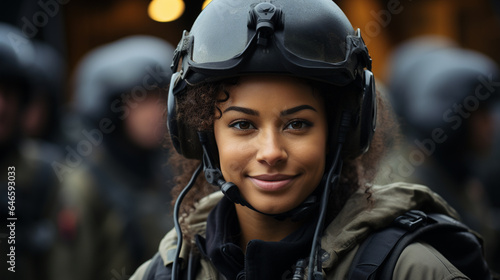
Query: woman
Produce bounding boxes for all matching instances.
[131,0,492,279]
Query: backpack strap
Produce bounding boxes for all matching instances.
[347,210,426,280]
[348,210,492,280]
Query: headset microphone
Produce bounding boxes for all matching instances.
[198,131,246,204]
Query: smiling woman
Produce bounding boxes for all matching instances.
[213,76,328,217]
[171,76,376,226]
[129,0,496,279]
[212,76,329,252]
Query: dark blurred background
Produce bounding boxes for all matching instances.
[1,0,204,104]
[1,0,500,278]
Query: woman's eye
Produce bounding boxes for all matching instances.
[229,121,255,130]
[285,120,311,130]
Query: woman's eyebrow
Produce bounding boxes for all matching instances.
[280,105,317,116]
[223,104,317,116]
[223,106,259,116]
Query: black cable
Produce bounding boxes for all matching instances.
[307,144,343,280]
[172,164,203,280]
[306,110,351,280]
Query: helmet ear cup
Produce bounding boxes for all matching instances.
[336,70,376,159]
[358,69,377,154]
[167,72,203,159]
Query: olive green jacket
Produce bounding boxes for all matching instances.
[131,183,470,279]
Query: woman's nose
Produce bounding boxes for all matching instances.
[255,130,288,166]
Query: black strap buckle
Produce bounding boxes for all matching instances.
[394,210,427,232]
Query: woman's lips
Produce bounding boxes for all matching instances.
[249,174,296,191]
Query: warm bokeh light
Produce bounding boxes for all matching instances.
[148,0,185,22]
[202,0,212,10]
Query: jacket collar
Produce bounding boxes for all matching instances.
[197,196,317,280]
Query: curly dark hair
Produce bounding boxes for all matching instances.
[164,78,397,235]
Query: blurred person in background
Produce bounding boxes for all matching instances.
[475,0,500,241]
[50,35,176,280]
[22,40,66,147]
[475,103,500,209]
[0,23,61,280]
[375,36,500,270]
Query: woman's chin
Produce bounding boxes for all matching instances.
[244,196,300,216]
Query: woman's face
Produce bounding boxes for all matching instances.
[213,75,328,215]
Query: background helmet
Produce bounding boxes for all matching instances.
[168,0,376,160]
[30,40,66,100]
[0,23,35,103]
[72,35,174,125]
[387,36,457,122]
[388,38,500,140]
[23,40,66,142]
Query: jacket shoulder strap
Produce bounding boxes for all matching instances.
[347,210,492,280]
[346,210,422,280]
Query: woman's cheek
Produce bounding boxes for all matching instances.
[220,141,252,179]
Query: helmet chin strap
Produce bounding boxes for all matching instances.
[198,131,320,221]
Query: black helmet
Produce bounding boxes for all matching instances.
[168,0,376,159]
[30,40,66,99]
[72,35,175,123]
[387,36,457,121]
[388,38,500,138]
[0,23,35,102]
